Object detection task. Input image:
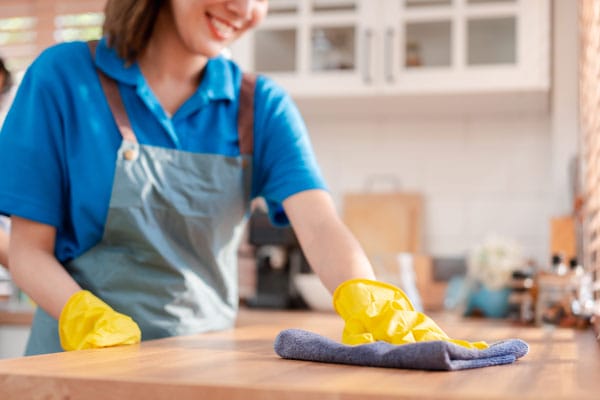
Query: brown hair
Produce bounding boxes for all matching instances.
[102,0,165,63]
[0,57,12,94]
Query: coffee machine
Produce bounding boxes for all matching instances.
[245,208,310,309]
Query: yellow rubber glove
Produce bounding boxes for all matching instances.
[59,290,141,351]
[333,279,488,350]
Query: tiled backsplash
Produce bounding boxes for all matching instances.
[304,112,552,266]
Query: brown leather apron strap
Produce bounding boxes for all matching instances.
[87,40,137,143]
[238,73,256,155]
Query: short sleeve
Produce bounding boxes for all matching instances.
[251,76,327,226]
[0,50,67,227]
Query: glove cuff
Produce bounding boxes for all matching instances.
[332,279,415,319]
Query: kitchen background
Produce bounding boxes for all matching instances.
[0,0,594,357]
[0,0,577,265]
[229,0,577,267]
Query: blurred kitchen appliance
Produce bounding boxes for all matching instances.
[535,270,573,326]
[535,256,593,328]
[245,208,310,309]
[507,269,535,324]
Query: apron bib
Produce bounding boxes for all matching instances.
[25,42,256,355]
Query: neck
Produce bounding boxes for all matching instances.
[136,5,208,116]
[138,6,207,88]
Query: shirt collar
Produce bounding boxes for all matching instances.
[197,56,236,102]
[94,37,236,102]
[94,37,139,86]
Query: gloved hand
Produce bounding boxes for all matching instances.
[59,290,141,351]
[333,279,488,350]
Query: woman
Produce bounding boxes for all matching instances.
[0,0,379,355]
[0,0,481,356]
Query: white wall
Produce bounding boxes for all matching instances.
[0,326,29,359]
[304,112,552,265]
[551,0,579,216]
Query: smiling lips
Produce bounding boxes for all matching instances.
[207,13,241,40]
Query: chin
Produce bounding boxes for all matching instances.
[205,49,224,58]
[196,44,227,58]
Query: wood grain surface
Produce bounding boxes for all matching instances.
[0,309,597,400]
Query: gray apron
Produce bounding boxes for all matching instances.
[25,42,256,355]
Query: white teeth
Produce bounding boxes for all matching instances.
[210,16,234,38]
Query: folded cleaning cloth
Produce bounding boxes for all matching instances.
[274,329,529,371]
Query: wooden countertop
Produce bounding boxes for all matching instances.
[0,309,597,400]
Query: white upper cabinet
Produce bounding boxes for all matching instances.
[231,0,373,95]
[384,0,550,94]
[230,0,550,99]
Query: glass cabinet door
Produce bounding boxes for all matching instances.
[245,0,369,94]
[254,1,362,73]
[467,16,516,65]
[254,28,297,73]
[465,0,517,67]
[252,0,300,74]
[309,0,359,73]
[405,21,452,68]
[393,0,519,71]
[379,0,539,94]
[310,25,356,72]
[392,0,454,72]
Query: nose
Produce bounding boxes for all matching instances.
[226,0,252,19]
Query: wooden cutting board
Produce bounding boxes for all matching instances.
[550,215,577,261]
[342,192,423,254]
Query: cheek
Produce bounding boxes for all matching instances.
[247,4,268,30]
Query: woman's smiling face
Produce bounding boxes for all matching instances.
[167,0,269,57]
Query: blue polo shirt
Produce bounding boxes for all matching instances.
[0,38,326,263]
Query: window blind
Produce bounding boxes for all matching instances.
[0,0,105,73]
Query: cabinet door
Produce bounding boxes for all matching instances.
[231,0,379,96]
[381,0,549,94]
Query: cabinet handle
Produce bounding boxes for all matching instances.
[363,29,373,84]
[385,28,394,83]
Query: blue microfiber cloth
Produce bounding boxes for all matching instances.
[274,329,529,371]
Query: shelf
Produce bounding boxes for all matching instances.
[293,89,550,118]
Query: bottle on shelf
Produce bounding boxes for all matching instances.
[551,253,568,276]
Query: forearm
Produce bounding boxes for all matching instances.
[11,248,80,319]
[300,216,375,293]
[10,216,81,319]
[284,190,375,294]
